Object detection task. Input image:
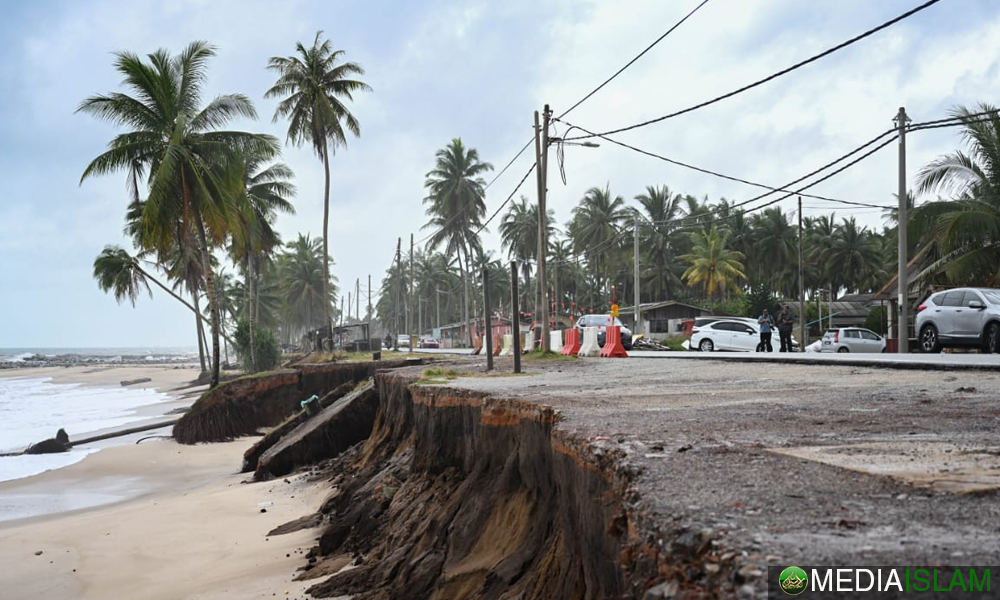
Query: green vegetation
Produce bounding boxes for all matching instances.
[233,317,281,373]
[524,349,576,362]
[417,367,461,385]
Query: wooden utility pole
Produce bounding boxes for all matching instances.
[633,211,641,335]
[356,278,360,322]
[896,106,909,354]
[511,260,521,374]
[798,196,806,349]
[367,274,372,322]
[534,105,552,351]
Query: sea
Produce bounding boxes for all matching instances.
[0,347,199,486]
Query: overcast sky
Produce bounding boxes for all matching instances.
[0,0,996,348]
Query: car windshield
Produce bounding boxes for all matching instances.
[981,290,1000,305]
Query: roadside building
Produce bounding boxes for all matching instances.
[616,300,714,337]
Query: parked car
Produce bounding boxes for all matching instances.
[690,319,799,352]
[574,314,633,350]
[694,316,758,328]
[418,337,440,349]
[820,327,886,353]
[915,287,1000,353]
[396,334,411,349]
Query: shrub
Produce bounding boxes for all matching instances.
[233,317,281,373]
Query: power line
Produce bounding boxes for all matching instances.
[557,0,713,119]
[475,162,538,236]
[556,118,889,208]
[565,0,945,141]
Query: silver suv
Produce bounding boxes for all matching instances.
[915,287,1000,353]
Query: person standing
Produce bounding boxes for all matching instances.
[757,308,774,352]
[778,305,796,352]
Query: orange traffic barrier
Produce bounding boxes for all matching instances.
[493,338,501,356]
[472,335,483,355]
[562,328,581,355]
[599,325,629,358]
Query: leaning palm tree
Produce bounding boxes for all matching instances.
[915,103,1000,285]
[680,226,746,300]
[266,32,370,335]
[422,138,494,346]
[79,41,279,388]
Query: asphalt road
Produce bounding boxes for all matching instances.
[425,354,1000,597]
[412,346,1000,370]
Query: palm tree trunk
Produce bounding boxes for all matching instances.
[193,211,221,388]
[246,254,256,369]
[192,290,207,373]
[321,139,332,337]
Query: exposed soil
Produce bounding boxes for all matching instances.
[279,356,1000,599]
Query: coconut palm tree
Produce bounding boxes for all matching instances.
[567,184,628,293]
[228,157,295,365]
[79,41,279,388]
[92,246,231,350]
[680,226,746,300]
[266,32,370,334]
[277,233,337,343]
[499,195,555,325]
[422,138,494,346]
[915,104,1000,285]
[827,218,883,293]
[635,185,685,301]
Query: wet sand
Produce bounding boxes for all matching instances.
[0,364,326,598]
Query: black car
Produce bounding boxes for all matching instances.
[574,314,633,350]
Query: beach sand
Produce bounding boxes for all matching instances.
[0,365,325,599]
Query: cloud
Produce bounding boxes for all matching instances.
[1,0,998,346]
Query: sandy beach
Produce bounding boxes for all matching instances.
[0,365,324,599]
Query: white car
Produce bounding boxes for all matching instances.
[690,319,797,352]
[820,327,886,353]
[915,287,1000,353]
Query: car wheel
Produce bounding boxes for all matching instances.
[699,338,714,352]
[919,324,941,353]
[984,322,1000,354]
[837,347,850,353]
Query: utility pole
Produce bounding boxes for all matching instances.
[394,238,402,351]
[483,268,493,371]
[511,260,521,374]
[356,278,360,322]
[436,287,441,329]
[798,196,806,349]
[895,106,909,354]
[534,105,552,352]
[633,211,641,335]
[367,274,372,323]
[409,233,414,353]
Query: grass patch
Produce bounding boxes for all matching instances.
[662,335,690,351]
[416,367,461,385]
[523,349,577,361]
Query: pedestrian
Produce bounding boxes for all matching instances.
[757,308,774,352]
[778,304,796,352]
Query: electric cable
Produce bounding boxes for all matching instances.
[563,0,945,141]
[557,0,713,119]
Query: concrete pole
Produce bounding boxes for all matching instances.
[511,260,521,374]
[394,238,401,350]
[356,278,360,322]
[896,106,909,354]
[409,233,414,354]
[436,287,441,329]
[798,196,806,349]
[484,268,493,371]
[367,273,372,325]
[633,211,641,335]
[540,105,552,351]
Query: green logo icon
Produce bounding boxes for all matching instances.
[779,566,808,595]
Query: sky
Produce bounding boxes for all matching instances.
[0,0,997,348]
